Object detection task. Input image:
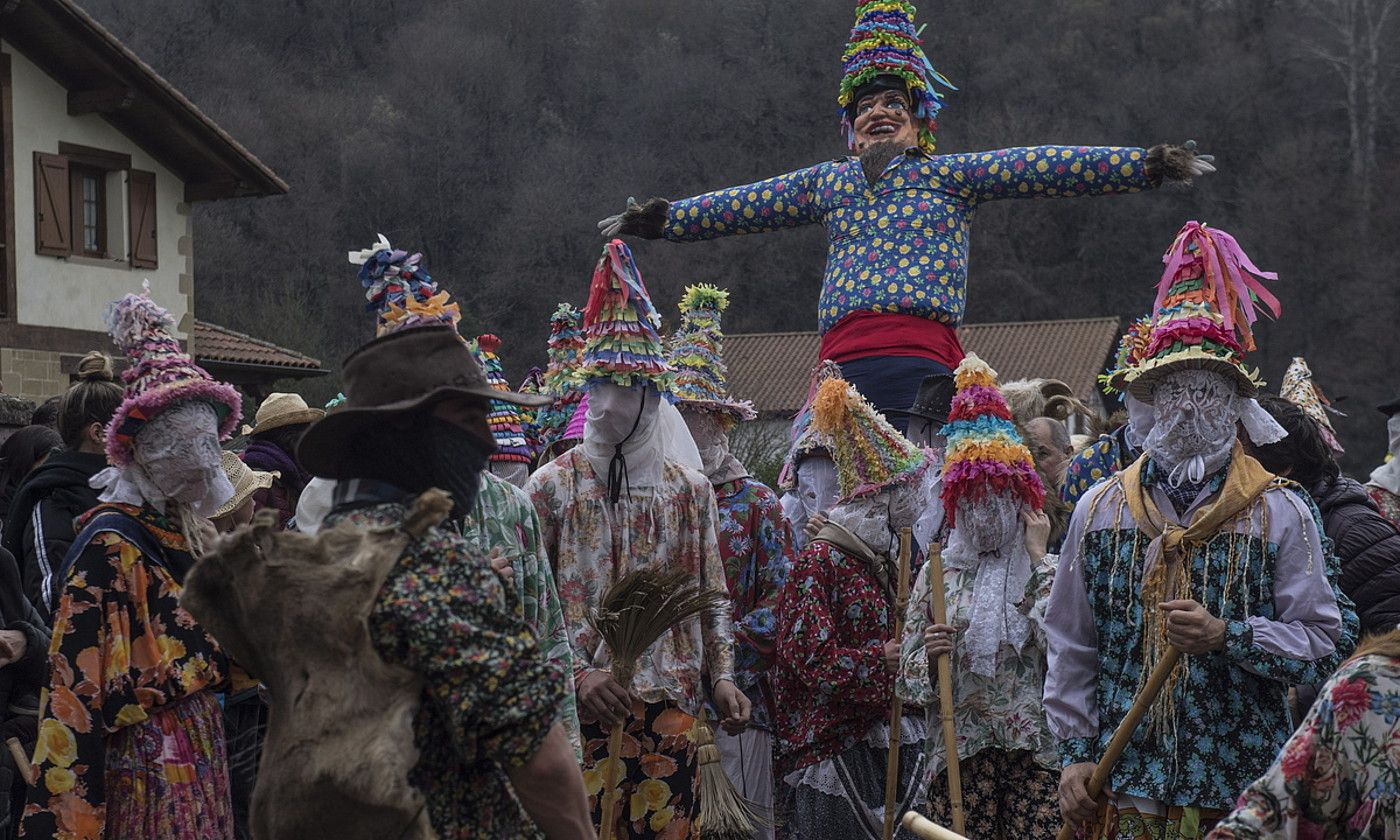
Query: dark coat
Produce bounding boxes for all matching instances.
[0,451,106,623]
[1315,476,1400,635]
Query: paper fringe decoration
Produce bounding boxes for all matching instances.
[517,366,548,455]
[348,233,461,337]
[812,376,927,502]
[1099,315,1154,395]
[476,334,533,464]
[940,353,1043,527]
[104,282,242,467]
[777,360,844,492]
[578,240,672,389]
[1280,356,1345,455]
[536,303,587,452]
[838,0,956,152]
[668,283,757,420]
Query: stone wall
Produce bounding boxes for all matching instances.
[0,348,68,403]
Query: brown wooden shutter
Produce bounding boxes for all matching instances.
[33,152,70,256]
[128,169,156,269]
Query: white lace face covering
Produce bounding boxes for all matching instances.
[1369,415,1400,495]
[489,461,530,488]
[1143,369,1242,487]
[1123,392,1155,450]
[830,480,922,556]
[946,490,1033,677]
[681,409,747,485]
[794,454,838,520]
[957,493,1022,555]
[93,401,234,516]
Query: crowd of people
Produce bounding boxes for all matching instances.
[0,2,1395,840]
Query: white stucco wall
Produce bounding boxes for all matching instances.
[3,42,192,337]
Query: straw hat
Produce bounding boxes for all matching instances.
[242,392,325,437]
[213,450,277,519]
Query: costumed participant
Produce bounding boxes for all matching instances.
[526,241,747,840]
[290,312,591,839]
[1206,629,1400,839]
[1063,316,1156,507]
[1045,222,1357,840]
[238,392,322,529]
[477,334,536,487]
[23,286,242,840]
[535,303,588,463]
[598,1,1216,423]
[773,375,935,840]
[1279,356,1346,457]
[1250,396,1400,637]
[777,360,844,551]
[1368,396,1400,526]
[346,235,581,751]
[669,284,796,838]
[1,351,122,622]
[518,366,548,459]
[898,353,1059,839]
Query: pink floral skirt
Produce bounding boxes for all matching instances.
[104,691,235,840]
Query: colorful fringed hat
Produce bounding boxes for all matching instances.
[349,234,462,337]
[667,284,757,421]
[536,303,587,453]
[812,376,928,502]
[1280,356,1345,455]
[104,283,242,467]
[838,0,956,152]
[475,334,533,465]
[777,360,844,492]
[578,240,671,389]
[940,353,1044,527]
[517,366,547,455]
[1126,222,1282,402]
[1098,314,1154,395]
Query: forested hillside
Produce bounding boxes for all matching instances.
[82,0,1399,471]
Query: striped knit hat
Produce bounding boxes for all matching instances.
[940,353,1044,527]
[476,334,533,465]
[578,240,671,389]
[838,0,956,152]
[668,284,756,420]
[812,376,927,502]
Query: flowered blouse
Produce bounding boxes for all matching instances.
[1208,651,1400,839]
[774,538,899,777]
[526,450,735,715]
[898,550,1059,786]
[462,472,579,755]
[664,145,1153,333]
[22,504,230,840]
[1368,485,1400,530]
[709,478,795,730]
[327,500,566,840]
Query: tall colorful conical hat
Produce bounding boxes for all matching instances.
[104,283,242,467]
[578,240,671,389]
[536,303,587,452]
[475,334,533,465]
[940,353,1044,528]
[1280,356,1345,455]
[812,376,928,502]
[777,359,844,492]
[348,234,461,337]
[667,284,757,421]
[1098,314,1154,395]
[838,0,956,152]
[517,366,547,455]
[1126,222,1282,402]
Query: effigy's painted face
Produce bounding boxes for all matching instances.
[852,89,918,152]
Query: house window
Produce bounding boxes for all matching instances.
[71,164,106,257]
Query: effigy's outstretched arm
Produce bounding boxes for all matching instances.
[933,141,1215,204]
[598,164,824,241]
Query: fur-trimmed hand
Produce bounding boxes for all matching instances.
[597,196,670,239]
[1146,139,1217,186]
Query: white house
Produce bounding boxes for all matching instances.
[0,0,318,405]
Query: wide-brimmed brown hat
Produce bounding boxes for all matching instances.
[212,451,277,519]
[298,325,548,479]
[241,392,325,437]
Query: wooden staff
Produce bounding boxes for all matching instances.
[7,738,34,786]
[901,811,970,840]
[927,542,965,836]
[1054,646,1182,840]
[882,528,914,840]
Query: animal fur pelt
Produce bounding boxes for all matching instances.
[620,197,671,239]
[1146,143,1202,187]
[181,490,453,840]
[1000,378,1092,426]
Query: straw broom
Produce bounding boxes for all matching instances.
[882,528,914,840]
[693,708,767,839]
[1053,646,1183,840]
[588,568,731,840]
[927,541,965,835]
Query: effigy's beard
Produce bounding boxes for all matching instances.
[860,139,906,186]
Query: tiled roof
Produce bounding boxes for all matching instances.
[725,317,1122,417]
[193,321,323,371]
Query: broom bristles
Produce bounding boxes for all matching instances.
[694,715,770,839]
[589,567,728,683]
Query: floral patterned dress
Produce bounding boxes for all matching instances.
[709,477,795,730]
[1368,485,1400,530]
[1209,649,1400,839]
[21,504,233,840]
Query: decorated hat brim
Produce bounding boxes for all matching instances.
[835,453,931,507]
[107,379,242,468]
[1125,350,1262,402]
[675,397,758,422]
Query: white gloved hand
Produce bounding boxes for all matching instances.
[1183,139,1217,177]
